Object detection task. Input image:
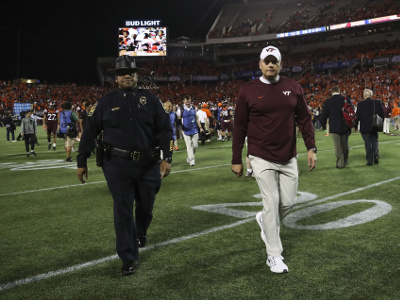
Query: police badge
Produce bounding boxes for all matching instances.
[140,96,147,105]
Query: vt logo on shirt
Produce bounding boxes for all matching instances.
[282,91,291,96]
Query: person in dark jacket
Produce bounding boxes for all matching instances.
[3,113,16,142]
[320,86,352,169]
[355,89,385,166]
[77,56,173,276]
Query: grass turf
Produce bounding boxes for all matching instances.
[0,126,399,299]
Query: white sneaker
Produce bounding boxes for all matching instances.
[245,170,253,177]
[267,255,289,273]
[255,211,267,244]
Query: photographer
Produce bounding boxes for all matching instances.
[58,101,79,162]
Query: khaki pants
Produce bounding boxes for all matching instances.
[249,155,298,257]
[383,118,391,133]
[64,136,75,148]
[182,132,198,165]
[331,133,348,168]
[394,116,400,130]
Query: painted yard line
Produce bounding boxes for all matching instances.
[0,181,106,197]
[0,164,230,198]
[172,163,230,173]
[295,176,400,209]
[0,218,252,292]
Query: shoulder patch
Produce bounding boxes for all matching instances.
[88,102,98,117]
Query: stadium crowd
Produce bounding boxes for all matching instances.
[208,0,399,38]
[0,66,399,118]
[1,39,399,119]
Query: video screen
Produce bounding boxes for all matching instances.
[118,27,167,56]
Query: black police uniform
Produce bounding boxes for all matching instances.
[77,87,173,264]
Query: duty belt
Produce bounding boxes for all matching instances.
[109,146,160,162]
[109,147,148,161]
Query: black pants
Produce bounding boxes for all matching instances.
[361,132,379,165]
[23,134,35,152]
[6,127,15,141]
[199,123,210,145]
[102,157,161,262]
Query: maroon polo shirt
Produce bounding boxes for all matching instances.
[232,77,316,164]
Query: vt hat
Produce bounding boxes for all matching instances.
[260,46,281,61]
[108,55,145,73]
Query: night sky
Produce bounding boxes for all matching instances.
[0,0,244,85]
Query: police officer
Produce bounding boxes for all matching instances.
[77,56,173,275]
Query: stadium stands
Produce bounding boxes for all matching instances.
[207,0,399,38]
[1,0,399,118]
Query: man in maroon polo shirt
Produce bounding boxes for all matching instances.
[231,46,317,273]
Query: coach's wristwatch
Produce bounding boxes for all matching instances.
[308,147,317,153]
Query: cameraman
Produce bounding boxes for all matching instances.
[58,101,79,162]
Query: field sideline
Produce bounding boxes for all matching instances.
[0,127,399,299]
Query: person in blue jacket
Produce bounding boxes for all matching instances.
[58,101,79,162]
[181,95,203,166]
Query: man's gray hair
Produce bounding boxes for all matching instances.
[363,89,373,99]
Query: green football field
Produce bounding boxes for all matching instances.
[0,126,399,300]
